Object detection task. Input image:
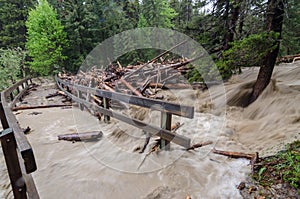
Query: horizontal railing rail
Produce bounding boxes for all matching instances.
[55,76,193,149]
[0,78,39,199]
[56,77,194,118]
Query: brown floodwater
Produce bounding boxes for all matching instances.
[1,62,299,198]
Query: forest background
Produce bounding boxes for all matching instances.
[0,0,299,100]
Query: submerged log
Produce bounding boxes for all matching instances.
[58,131,103,142]
[22,126,31,135]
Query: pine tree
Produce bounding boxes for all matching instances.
[280,0,300,55]
[26,0,67,75]
[56,0,101,72]
[0,0,34,48]
[139,0,177,28]
[249,0,285,104]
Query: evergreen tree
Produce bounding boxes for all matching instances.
[54,0,101,72]
[139,0,177,28]
[0,0,34,48]
[280,0,300,55]
[26,0,67,75]
[249,0,285,104]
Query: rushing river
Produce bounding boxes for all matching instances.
[0,107,249,199]
[1,63,299,198]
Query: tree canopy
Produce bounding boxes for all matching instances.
[0,0,298,99]
[26,0,67,75]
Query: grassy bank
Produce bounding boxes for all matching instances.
[251,141,300,197]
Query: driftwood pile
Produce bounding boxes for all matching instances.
[58,57,202,99]
[58,41,211,100]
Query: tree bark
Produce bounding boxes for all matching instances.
[224,0,241,50]
[249,0,285,104]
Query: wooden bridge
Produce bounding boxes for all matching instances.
[0,77,194,198]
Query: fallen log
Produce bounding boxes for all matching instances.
[45,92,60,99]
[186,141,213,150]
[277,53,300,63]
[125,40,188,79]
[212,148,256,160]
[137,141,160,170]
[139,131,151,154]
[58,131,103,142]
[12,104,72,111]
[101,83,115,92]
[119,78,143,97]
[212,148,259,171]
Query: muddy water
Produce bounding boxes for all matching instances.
[10,107,248,199]
[1,63,299,198]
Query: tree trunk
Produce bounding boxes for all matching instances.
[248,0,284,104]
[223,0,241,50]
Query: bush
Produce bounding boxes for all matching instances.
[222,32,280,70]
[0,48,27,90]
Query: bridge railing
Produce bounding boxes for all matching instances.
[0,78,39,199]
[55,76,194,149]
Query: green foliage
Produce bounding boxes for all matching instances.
[188,56,225,83]
[26,0,67,75]
[258,167,267,181]
[56,0,100,72]
[253,141,300,191]
[0,48,27,90]
[280,142,300,189]
[280,0,300,56]
[188,31,281,82]
[137,14,148,28]
[0,0,296,76]
[222,32,280,68]
[0,0,34,48]
[139,0,177,28]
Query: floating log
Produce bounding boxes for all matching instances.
[212,148,259,171]
[137,141,160,170]
[58,131,103,142]
[139,131,151,154]
[212,148,256,160]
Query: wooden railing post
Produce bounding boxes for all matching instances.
[160,112,171,150]
[16,86,20,94]
[9,93,14,101]
[103,98,110,123]
[77,90,84,111]
[0,102,27,199]
[55,77,192,148]
[25,79,29,87]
